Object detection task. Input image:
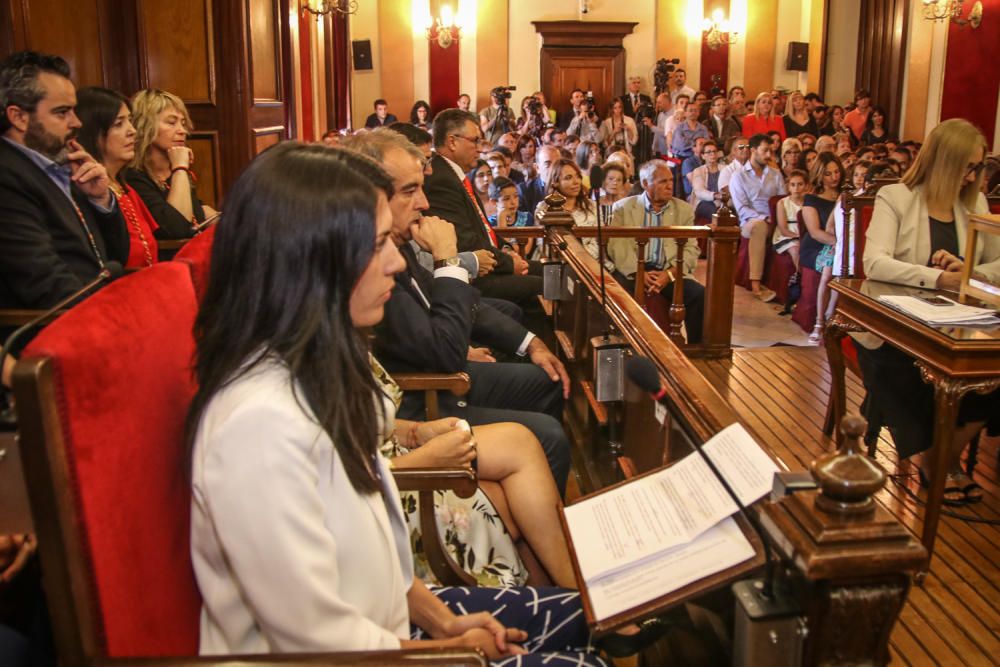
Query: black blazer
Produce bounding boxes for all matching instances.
[622,92,653,119]
[374,244,528,376]
[517,177,546,214]
[423,154,513,274]
[0,139,128,310]
[123,168,206,240]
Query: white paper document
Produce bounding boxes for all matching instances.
[586,518,755,621]
[564,423,777,586]
[878,295,1000,327]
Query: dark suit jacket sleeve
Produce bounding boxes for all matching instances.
[124,169,200,239]
[423,158,514,274]
[89,197,129,265]
[375,272,480,374]
[0,175,86,307]
[470,302,529,353]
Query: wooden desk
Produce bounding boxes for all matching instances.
[824,278,1000,574]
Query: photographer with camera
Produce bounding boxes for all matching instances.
[479,86,517,146]
[598,97,638,156]
[515,95,547,140]
[566,94,601,143]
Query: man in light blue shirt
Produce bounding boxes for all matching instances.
[728,133,786,302]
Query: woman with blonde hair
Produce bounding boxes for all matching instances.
[782,91,816,139]
[741,92,786,141]
[779,137,803,181]
[124,89,218,239]
[859,118,1000,502]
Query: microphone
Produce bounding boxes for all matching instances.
[625,355,778,599]
[1,262,124,372]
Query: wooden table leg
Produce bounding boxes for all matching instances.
[823,313,863,448]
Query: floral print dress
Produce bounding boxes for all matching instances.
[372,356,528,587]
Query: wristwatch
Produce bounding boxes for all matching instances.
[433,256,462,269]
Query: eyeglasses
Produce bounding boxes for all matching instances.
[967,162,986,178]
[452,134,485,147]
[736,144,750,150]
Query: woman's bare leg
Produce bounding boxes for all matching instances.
[472,422,575,588]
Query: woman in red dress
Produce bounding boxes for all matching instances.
[75,87,159,268]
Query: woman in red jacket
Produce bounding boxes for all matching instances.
[741,92,786,141]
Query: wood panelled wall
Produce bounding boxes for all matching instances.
[855,0,910,134]
[0,0,296,207]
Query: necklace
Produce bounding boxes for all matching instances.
[113,184,154,266]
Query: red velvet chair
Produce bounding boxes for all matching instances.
[173,224,216,297]
[792,266,820,333]
[762,195,795,304]
[12,262,483,666]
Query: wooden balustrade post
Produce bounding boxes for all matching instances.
[840,188,854,278]
[760,416,927,666]
[667,238,687,346]
[634,240,647,307]
[702,204,738,357]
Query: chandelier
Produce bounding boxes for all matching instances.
[302,0,357,19]
[426,4,461,49]
[702,9,738,50]
[921,0,983,28]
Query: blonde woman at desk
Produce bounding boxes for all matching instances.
[859,118,1000,505]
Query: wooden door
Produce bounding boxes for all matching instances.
[541,47,623,119]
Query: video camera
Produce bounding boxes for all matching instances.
[491,85,516,107]
[652,58,681,94]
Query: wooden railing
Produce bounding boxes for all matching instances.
[538,206,926,666]
[494,203,739,358]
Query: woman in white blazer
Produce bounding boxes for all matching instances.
[187,143,658,663]
[858,119,999,503]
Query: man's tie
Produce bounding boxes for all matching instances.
[462,176,499,247]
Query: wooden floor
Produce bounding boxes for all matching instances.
[693,346,1000,667]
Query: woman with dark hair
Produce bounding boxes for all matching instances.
[409,100,432,130]
[186,142,643,661]
[830,105,846,135]
[466,159,494,217]
[799,152,843,343]
[597,97,638,156]
[512,134,538,181]
[860,105,894,146]
[538,159,608,270]
[859,119,1000,499]
[599,162,629,207]
[125,89,218,239]
[75,87,159,268]
[797,148,818,174]
[574,140,602,179]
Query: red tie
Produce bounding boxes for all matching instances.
[462,176,499,247]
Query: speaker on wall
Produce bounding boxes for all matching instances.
[352,39,373,71]
[787,42,809,72]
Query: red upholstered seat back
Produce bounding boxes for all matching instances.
[173,225,216,300]
[990,202,1000,215]
[22,262,202,657]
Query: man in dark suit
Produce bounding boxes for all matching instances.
[705,95,742,147]
[423,109,545,317]
[516,144,560,214]
[621,76,653,119]
[0,51,127,314]
[344,130,571,493]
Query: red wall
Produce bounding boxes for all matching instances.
[940,0,1000,146]
[429,29,460,115]
[699,39,729,97]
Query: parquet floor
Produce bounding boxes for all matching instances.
[694,346,1000,667]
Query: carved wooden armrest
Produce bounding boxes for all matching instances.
[94,647,487,666]
[391,466,478,499]
[392,372,471,396]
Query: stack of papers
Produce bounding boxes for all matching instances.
[563,423,778,621]
[878,295,1000,327]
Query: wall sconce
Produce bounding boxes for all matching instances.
[301,0,357,19]
[426,4,461,49]
[922,0,983,28]
[702,8,738,49]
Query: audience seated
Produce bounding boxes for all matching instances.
[688,139,725,221]
[489,176,534,256]
[741,93,786,141]
[857,118,1000,504]
[607,159,705,343]
[860,105,894,146]
[466,159,495,218]
[538,158,600,265]
[729,133,787,301]
[842,89,871,142]
[718,135,750,189]
[364,97,397,128]
[679,135,708,199]
[186,141,622,662]
[774,169,807,272]
[706,94,742,147]
[782,91,817,139]
[75,87,158,268]
[780,138,803,180]
[0,51,128,322]
[517,143,560,214]
[409,100,432,131]
[343,130,572,497]
[599,161,629,208]
[800,152,844,343]
[124,89,217,238]
[423,110,544,318]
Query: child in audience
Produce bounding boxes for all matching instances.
[489,177,534,257]
[774,169,807,271]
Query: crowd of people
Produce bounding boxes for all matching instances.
[2,46,1000,666]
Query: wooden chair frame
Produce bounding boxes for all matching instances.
[12,356,485,667]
